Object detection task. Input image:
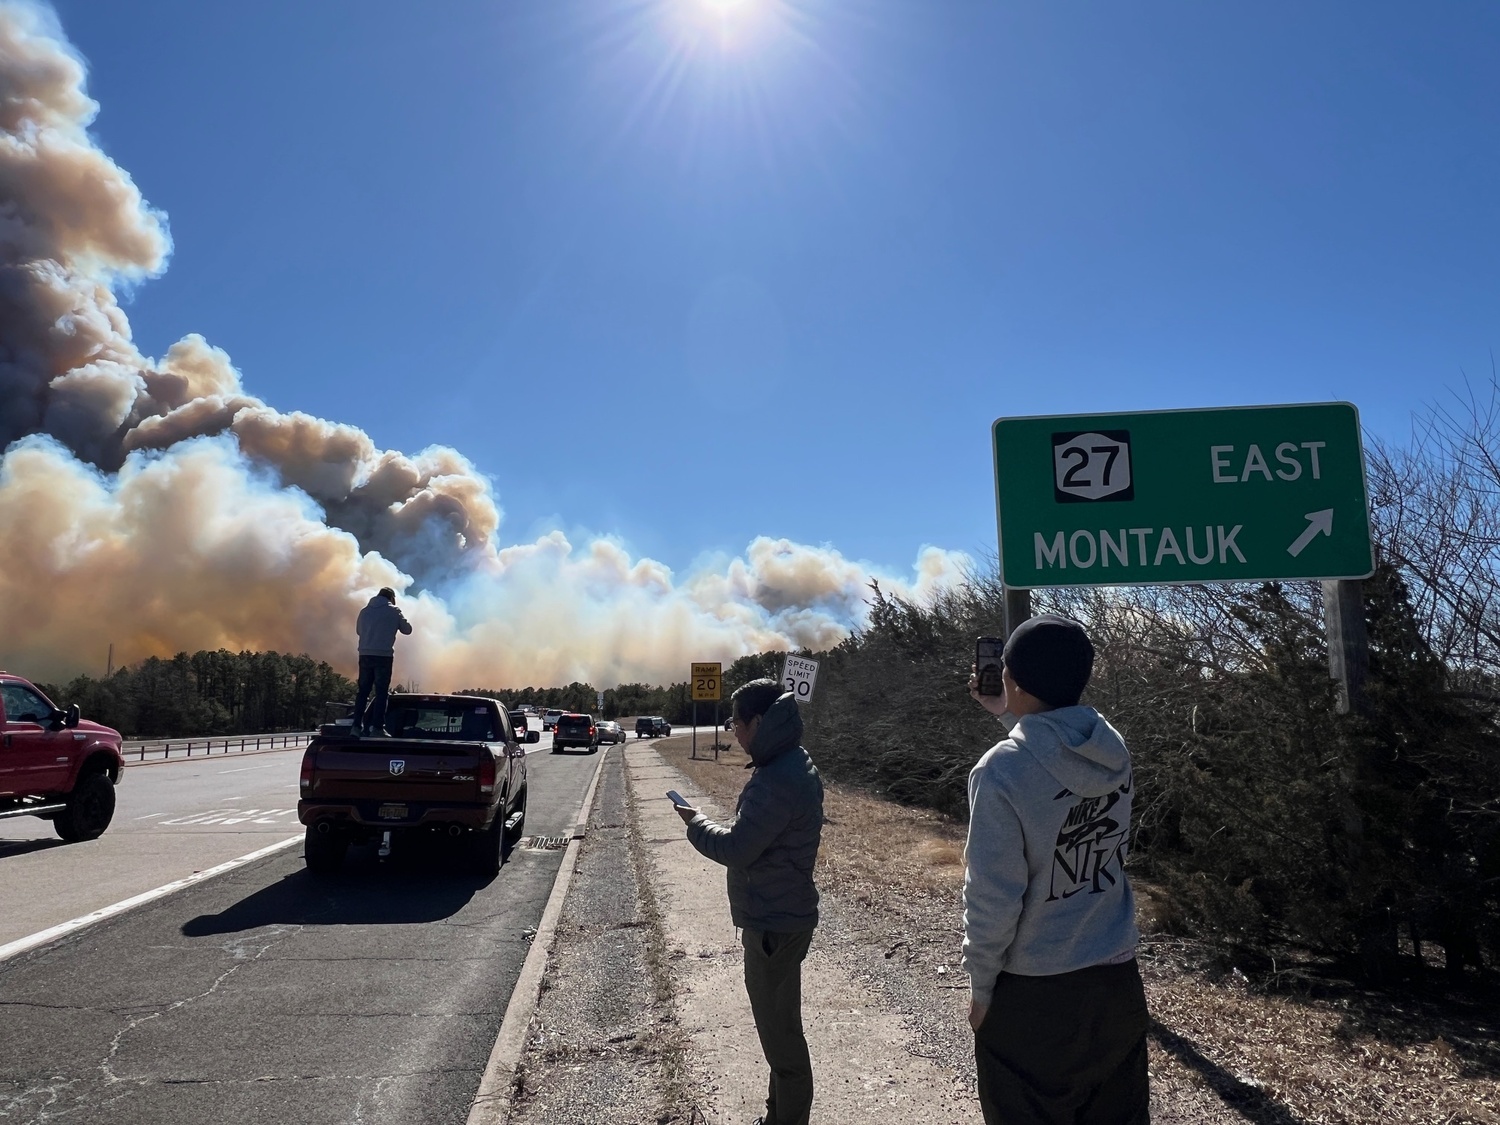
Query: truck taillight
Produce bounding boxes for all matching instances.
[589,725,595,736]
[299,747,316,794]
[478,753,496,795]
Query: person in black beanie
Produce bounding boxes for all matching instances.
[963,615,1149,1125]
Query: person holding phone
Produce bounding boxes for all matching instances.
[671,678,824,1125]
[963,615,1148,1125]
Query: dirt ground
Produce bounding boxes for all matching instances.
[656,733,1500,1125]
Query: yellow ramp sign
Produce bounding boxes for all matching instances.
[691,662,722,701]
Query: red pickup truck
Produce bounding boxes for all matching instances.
[0,672,124,841]
[298,693,533,877]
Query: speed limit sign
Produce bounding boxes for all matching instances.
[782,656,819,703]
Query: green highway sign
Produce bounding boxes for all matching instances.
[993,402,1374,588]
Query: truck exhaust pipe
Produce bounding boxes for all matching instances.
[315,821,332,836]
[447,824,464,838]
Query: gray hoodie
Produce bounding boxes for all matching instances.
[962,706,1139,1006]
[686,692,824,932]
[356,595,413,656]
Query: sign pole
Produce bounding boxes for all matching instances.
[1322,579,1369,716]
[1003,586,1032,639]
[692,701,698,760]
[713,700,720,760]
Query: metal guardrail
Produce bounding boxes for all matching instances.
[121,731,316,762]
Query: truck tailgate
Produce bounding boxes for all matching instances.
[305,740,489,804]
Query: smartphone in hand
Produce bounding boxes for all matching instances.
[666,790,686,806]
[975,636,1005,697]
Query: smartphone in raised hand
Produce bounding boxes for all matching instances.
[975,636,1005,697]
[666,790,686,806]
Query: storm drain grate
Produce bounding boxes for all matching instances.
[521,835,570,851]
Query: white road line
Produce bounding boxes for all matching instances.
[217,764,274,774]
[132,812,167,820]
[0,833,304,965]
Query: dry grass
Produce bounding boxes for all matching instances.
[653,734,1500,1124]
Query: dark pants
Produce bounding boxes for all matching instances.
[742,927,815,1125]
[353,654,393,734]
[974,959,1149,1125]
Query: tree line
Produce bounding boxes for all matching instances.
[38,650,355,739]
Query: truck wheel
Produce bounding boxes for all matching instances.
[54,772,116,842]
[304,826,347,875]
[469,819,503,878]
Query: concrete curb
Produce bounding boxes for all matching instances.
[466,745,613,1125]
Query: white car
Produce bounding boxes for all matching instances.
[542,709,563,731]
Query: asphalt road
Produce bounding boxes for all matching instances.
[0,727,568,948]
[0,732,610,1125]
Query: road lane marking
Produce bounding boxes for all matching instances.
[157,807,298,826]
[0,833,304,965]
[133,812,167,820]
[217,764,274,774]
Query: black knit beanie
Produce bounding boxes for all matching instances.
[1001,614,1095,707]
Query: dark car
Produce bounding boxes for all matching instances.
[552,713,600,754]
[508,710,530,739]
[635,716,660,739]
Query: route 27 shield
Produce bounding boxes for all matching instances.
[389,760,406,776]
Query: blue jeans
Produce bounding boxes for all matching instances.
[353,655,393,733]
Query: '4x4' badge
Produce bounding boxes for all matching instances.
[389,760,406,776]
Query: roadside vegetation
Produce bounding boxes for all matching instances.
[799,381,1500,986]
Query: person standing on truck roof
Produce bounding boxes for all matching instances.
[673,679,824,1125]
[352,586,412,737]
[963,615,1148,1125]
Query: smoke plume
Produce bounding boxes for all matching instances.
[0,2,969,687]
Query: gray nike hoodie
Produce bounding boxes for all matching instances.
[962,706,1139,1006]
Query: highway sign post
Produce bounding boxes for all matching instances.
[690,662,721,760]
[782,656,819,704]
[992,402,1375,711]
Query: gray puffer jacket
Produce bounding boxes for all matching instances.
[686,692,824,932]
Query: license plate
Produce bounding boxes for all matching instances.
[377,803,409,820]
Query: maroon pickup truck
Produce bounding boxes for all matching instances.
[0,672,124,842]
[298,693,533,877]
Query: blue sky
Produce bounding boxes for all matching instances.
[51,0,1500,575]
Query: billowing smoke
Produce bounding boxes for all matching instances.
[0,2,969,687]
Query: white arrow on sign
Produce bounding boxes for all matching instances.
[1286,509,1334,558]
